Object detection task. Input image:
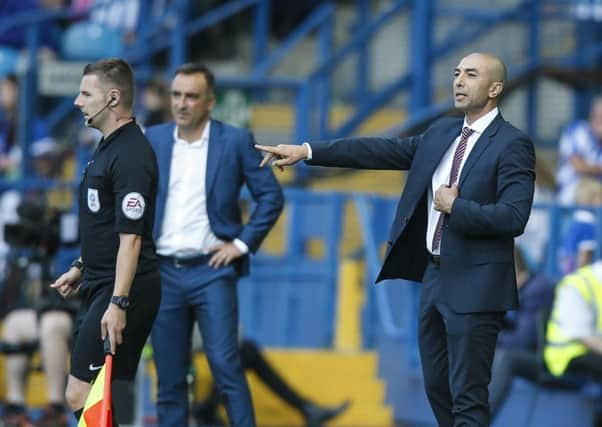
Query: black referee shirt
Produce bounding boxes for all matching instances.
[79,121,158,287]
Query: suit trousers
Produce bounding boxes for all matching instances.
[418,260,504,427]
[151,259,255,427]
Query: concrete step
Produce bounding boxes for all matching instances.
[190,350,394,426]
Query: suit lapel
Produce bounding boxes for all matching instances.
[159,124,176,192]
[426,120,463,180]
[458,114,503,187]
[206,120,225,193]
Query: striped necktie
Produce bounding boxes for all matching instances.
[431,126,475,252]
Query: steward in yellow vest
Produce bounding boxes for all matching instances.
[545,261,602,377]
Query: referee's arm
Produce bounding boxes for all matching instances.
[102,233,141,354]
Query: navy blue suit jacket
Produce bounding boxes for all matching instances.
[145,120,284,276]
[308,114,536,313]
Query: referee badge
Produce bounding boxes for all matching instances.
[122,192,145,220]
[87,188,100,212]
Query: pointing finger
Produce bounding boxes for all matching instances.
[255,144,278,154]
[259,153,275,168]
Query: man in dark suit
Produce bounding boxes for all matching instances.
[145,63,284,427]
[256,53,536,426]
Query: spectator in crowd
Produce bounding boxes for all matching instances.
[559,177,602,275]
[556,96,602,205]
[0,74,53,179]
[545,261,602,382]
[139,76,171,128]
[0,139,77,427]
[488,248,555,415]
[0,294,75,427]
[193,339,350,427]
[71,0,140,43]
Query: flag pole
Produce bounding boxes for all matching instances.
[100,337,113,427]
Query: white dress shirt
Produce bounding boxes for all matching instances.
[427,107,499,254]
[156,121,248,257]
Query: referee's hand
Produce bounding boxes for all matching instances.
[50,268,81,298]
[101,305,126,355]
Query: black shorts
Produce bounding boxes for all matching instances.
[70,271,161,382]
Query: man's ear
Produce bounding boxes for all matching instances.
[490,82,503,99]
[109,90,120,106]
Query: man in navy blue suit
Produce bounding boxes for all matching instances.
[257,53,536,426]
[145,63,284,427]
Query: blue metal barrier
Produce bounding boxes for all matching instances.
[238,189,344,347]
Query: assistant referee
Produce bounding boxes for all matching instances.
[51,58,161,424]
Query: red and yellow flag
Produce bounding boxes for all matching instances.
[78,354,113,427]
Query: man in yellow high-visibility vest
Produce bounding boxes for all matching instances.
[545,261,602,379]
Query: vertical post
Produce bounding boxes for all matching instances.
[168,0,189,77]
[574,14,593,120]
[409,0,432,114]
[294,81,312,183]
[355,0,370,103]
[19,24,39,180]
[253,0,270,100]
[544,203,562,280]
[253,0,270,68]
[526,0,540,139]
[136,0,153,80]
[318,5,334,139]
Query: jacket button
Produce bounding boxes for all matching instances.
[403,216,409,224]
[387,240,393,245]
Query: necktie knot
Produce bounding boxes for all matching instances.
[461,127,474,140]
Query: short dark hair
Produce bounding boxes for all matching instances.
[2,74,17,86]
[174,62,216,96]
[82,58,135,109]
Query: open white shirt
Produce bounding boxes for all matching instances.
[155,121,248,257]
[427,107,499,254]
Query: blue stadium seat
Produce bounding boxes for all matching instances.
[61,22,123,61]
[0,47,18,78]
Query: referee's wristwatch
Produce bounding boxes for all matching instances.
[70,259,84,272]
[111,295,131,310]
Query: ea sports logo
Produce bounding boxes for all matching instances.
[122,192,145,220]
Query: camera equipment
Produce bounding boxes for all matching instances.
[4,198,61,257]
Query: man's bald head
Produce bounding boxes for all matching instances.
[464,52,506,87]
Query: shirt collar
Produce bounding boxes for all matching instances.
[98,121,137,150]
[463,107,499,135]
[174,120,211,146]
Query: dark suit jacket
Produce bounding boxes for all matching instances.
[146,120,284,276]
[308,114,536,313]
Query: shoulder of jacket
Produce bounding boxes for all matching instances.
[145,122,175,139]
[212,119,252,140]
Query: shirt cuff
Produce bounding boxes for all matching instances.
[233,238,249,254]
[303,142,313,160]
